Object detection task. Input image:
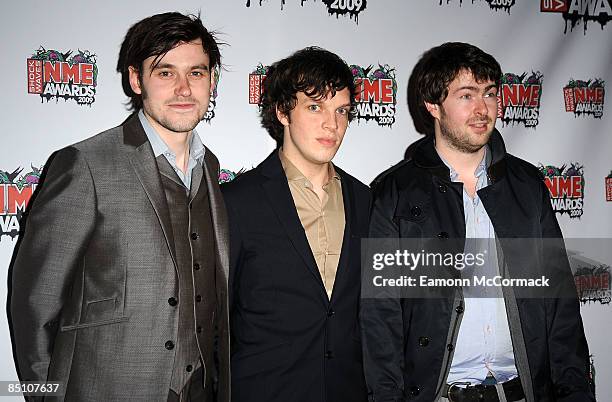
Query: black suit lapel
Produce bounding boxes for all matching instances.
[124,114,178,269]
[330,170,354,304]
[259,152,326,294]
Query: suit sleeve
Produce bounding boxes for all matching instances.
[9,147,96,384]
[220,186,244,316]
[538,180,594,402]
[360,177,406,402]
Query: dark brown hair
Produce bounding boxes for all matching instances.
[116,12,221,111]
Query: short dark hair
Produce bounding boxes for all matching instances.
[260,46,356,147]
[116,12,221,111]
[408,42,501,136]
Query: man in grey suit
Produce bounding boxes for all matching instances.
[9,12,229,402]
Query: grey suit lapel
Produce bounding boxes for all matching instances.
[202,150,229,281]
[124,114,178,269]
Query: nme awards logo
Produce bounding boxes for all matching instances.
[351,64,397,127]
[27,47,97,105]
[498,72,543,128]
[574,265,611,304]
[245,0,367,23]
[563,79,605,118]
[439,0,516,12]
[0,166,40,240]
[541,0,612,33]
[606,171,612,202]
[248,64,270,106]
[539,163,584,218]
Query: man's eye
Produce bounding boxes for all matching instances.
[159,71,172,77]
[484,92,497,98]
[308,104,320,111]
[337,108,349,115]
[191,71,204,77]
[460,94,472,100]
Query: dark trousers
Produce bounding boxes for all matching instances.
[167,367,214,402]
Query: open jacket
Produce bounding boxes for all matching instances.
[222,151,370,402]
[9,114,230,402]
[361,130,593,402]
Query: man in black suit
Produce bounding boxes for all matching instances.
[222,47,369,402]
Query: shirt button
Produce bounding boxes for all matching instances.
[186,365,193,372]
[196,295,202,302]
[447,343,454,351]
[165,340,175,350]
[418,336,430,347]
[455,305,464,314]
[194,263,201,271]
[327,309,335,317]
[168,297,178,306]
[437,232,449,239]
[324,351,333,359]
[197,326,202,333]
[410,386,420,396]
[438,185,447,193]
[191,232,199,240]
[410,206,422,217]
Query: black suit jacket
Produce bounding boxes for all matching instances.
[221,151,370,402]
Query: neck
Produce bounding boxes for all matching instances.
[434,134,485,177]
[281,149,330,188]
[143,111,191,172]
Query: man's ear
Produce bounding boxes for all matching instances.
[128,66,142,95]
[276,106,290,126]
[210,67,217,93]
[424,101,440,120]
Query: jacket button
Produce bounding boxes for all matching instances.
[196,295,202,302]
[168,297,178,306]
[186,365,193,372]
[437,231,449,239]
[165,340,175,350]
[194,263,201,271]
[191,232,199,240]
[410,386,420,396]
[197,326,202,333]
[327,309,335,317]
[410,206,422,217]
[438,185,447,193]
[447,343,454,351]
[455,305,464,314]
[325,351,333,359]
[418,336,429,347]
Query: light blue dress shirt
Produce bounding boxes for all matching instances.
[138,110,205,189]
[440,146,519,385]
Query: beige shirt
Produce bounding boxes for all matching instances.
[279,150,345,299]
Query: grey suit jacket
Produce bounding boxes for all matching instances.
[9,113,230,402]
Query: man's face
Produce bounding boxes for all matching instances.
[426,69,498,153]
[278,88,352,171]
[128,40,213,136]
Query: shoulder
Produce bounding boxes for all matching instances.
[221,167,261,198]
[334,165,370,198]
[504,153,545,184]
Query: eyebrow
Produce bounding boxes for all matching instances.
[151,63,210,71]
[453,84,498,93]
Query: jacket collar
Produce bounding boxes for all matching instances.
[412,128,507,183]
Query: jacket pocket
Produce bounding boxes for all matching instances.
[60,298,128,331]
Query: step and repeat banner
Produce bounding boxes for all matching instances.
[1,0,610,400]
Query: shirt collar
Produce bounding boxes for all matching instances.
[278,149,340,184]
[138,110,206,162]
[437,144,490,182]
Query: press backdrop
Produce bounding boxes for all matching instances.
[1,0,611,400]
